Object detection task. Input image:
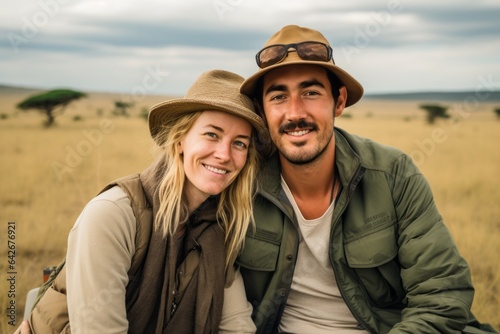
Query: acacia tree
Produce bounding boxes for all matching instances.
[419,104,450,124]
[112,100,134,117]
[17,89,87,127]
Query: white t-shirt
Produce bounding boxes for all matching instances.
[279,177,369,333]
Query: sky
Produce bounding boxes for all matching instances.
[2,0,500,98]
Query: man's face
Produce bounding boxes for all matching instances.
[261,64,341,165]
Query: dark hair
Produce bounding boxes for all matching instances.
[253,67,344,112]
[326,70,342,102]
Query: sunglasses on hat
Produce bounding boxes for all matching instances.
[255,41,333,68]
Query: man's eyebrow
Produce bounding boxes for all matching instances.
[299,79,326,89]
[264,79,326,96]
[265,84,287,96]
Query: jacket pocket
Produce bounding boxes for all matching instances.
[344,222,404,307]
[344,220,398,268]
[30,285,69,333]
[237,229,280,271]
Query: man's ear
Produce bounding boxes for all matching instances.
[334,86,348,117]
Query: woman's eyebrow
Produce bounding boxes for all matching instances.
[204,124,251,139]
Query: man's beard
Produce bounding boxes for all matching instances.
[275,120,334,165]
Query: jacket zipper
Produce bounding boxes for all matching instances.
[171,290,177,316]
[329,165,373,332]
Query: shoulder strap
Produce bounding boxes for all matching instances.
[31,259,66,309]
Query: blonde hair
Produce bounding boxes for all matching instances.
[154,111,259,271]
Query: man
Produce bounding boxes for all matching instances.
[237,25,475,333]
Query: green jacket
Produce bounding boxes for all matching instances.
[237,127,474,334]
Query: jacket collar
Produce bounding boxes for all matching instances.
[334,127,364,189]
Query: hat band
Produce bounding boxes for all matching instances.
[255,41,334,68]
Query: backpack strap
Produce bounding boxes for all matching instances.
[30,259,66,311]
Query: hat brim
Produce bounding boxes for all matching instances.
[149,98,268,145]
[241,60,364,107]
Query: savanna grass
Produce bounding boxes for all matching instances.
[1,99,499,332]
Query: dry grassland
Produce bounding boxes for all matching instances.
[0,93,499,332]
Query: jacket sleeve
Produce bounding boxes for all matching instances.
[66,186,136,334]
[389,154,474,334]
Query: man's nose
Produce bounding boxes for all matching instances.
[286,95,307,121]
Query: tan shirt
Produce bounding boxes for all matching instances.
[66,186,255,334]
[280,178,370,333]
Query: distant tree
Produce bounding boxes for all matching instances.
[419,104,450,124]
[17,89,86,127]
[112,100,134,117]
[139,107,149,121]
[494,108,500,120]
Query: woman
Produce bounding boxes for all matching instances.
[19,69,267,334]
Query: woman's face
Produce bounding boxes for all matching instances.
[179,110,253,211]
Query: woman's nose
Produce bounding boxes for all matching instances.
[213,142,231,162]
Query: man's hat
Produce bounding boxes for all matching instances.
[149,69,268,145]
[241,25,364,107]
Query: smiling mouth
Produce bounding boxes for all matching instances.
[287,129,310,136]
[280,120,317,136]
[204,164,228,175]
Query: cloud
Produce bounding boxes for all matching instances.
[1,0,499,95]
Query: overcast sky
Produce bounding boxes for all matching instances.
[2,0,500,97]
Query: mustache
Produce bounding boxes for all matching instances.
[279,120,317,134]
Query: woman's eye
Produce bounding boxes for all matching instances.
[234,141,248,149]
[205,132,218,139]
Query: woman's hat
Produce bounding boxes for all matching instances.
[149,69,268,146]
[240,25,364,107]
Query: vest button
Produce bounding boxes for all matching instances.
[286,254,293,261]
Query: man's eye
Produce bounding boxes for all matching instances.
[270,94,286,101]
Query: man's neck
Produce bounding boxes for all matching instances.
[280,145,337,220]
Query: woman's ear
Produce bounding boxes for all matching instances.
[178,141,183,155]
